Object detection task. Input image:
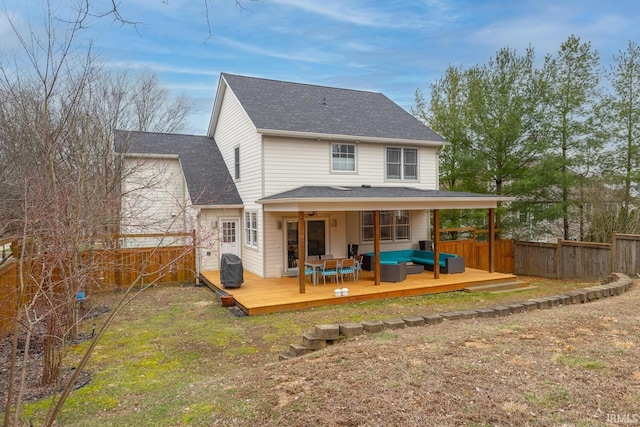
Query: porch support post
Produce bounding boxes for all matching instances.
[298,211,306,293]
[374,210,380,286]
[488,208,495,273]
[433,209,440,279]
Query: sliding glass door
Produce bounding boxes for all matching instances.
[284,219,327,274]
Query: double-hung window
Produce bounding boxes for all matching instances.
[245,211,257,248]
[361,210,411,242]
[331,143,356,172]
[386,147,418,180]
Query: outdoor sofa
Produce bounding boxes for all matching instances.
[362,249,465,274]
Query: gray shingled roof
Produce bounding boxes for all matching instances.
[258,186,503,202]
[115,130,243,206]
[222,73,447,143]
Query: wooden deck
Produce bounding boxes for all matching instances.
[199,268,519,316]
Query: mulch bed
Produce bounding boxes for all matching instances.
[0,304,110,412]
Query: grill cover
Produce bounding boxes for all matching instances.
[220,253,244,288]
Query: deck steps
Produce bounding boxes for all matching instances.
[463,280,532,293]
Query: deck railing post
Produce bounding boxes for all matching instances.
[298,211,306,294]
[374,210,380,286]
[488,208,495,273]
[433,209,440,279]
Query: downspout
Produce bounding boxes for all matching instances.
[260,136,267,278]
[195,209,201,277]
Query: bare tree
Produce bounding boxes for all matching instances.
[0,1,197,425]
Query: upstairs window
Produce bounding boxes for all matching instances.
[386,147,418,180]
[331,143,356,172]
[234,147,240,180]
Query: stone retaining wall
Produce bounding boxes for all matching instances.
[279,273,634,360]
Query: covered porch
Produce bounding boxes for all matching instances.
[257,185,512,293]
[200,268,519,316]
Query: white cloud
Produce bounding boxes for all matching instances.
[465,2,640,63]
[272,0,453,30]
[216,36,339,63]
[102,60,221,77]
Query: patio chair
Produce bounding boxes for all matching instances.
[338,258,356,283]
[297,260,315,284]
[319,259,340,285]
[307,255,320,260]
[321,254,334,260]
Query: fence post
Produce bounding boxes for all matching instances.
[191,229,197,284]
[611,233,617,273]
[114,232,121,289]
[555,240,563,279]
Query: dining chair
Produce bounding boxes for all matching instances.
[338,258,356,283]
[319,259,339,285]
[307,255,320,260]
[297,260,315,284]
[321,254,334,260]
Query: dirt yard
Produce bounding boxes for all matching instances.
[2,279,639,426]
[226,282,640,426]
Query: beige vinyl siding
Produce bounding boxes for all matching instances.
[213,87,264,276]
[263,211,348,278]
[120,156,191,248]
[263,211,284,277]
[419,146,439,189]
[196,208,242,273]
[262,136,440,194]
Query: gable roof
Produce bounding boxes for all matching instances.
[115,130,243,207]
[210,73,447,145]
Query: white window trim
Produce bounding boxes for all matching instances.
[330,143,357,173]
[360,210,411,243]
[234,146,240,181]
[385,146,418,181]
[244,211,258,248]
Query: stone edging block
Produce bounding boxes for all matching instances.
[280,273,635,360]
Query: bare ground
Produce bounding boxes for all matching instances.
[220,282,640,426]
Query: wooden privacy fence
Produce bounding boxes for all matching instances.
[0,233,196,338]
[513,233,640,279]
[438,227,514,273]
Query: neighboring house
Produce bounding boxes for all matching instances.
[116,73,508,278]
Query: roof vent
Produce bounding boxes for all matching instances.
[361,184,371,188]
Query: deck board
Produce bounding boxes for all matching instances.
[200,268,518,315]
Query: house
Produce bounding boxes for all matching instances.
[116,73,509,284]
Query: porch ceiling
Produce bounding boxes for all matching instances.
[257,185,512,212]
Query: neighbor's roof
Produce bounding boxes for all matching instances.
[210,73,447,145]
[115,130,243,207]
[258,185,512,212]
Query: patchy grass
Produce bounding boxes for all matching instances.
[10,277,640,426]
[553,354,605,369]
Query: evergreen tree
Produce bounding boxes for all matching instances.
[538,35,601,240]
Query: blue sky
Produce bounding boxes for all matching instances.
[2,0,640,134]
